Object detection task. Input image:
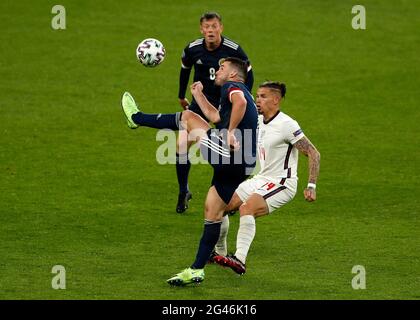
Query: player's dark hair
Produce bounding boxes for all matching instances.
[200,12,222,23]
[259,81,286,98]
[222,57,248,81]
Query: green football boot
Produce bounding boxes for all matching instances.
[167,267,205,286]
[121,91,140,129]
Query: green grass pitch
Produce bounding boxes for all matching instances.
[0,0,419,299]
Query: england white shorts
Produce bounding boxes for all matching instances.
[235,175,297,213]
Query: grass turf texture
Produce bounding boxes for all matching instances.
[0,0,419,299]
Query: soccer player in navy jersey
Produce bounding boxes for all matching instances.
[121,57,258,285]
[175,11,254,213]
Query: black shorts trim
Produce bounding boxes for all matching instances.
[263,186,287,200]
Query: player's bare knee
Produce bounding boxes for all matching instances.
[239,203,254,217]
[204,202,216,219]
[205,206,223,221]
[181,110,193,121]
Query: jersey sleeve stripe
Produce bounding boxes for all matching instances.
[224,38,238,45]
[223,42,239,50]
[189,38,204,48]
[290,131,305,145]
[223,39,239,48]
[224,39,238,46]
[228,88,244,102]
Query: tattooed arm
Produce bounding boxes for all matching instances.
[293,136,321,202]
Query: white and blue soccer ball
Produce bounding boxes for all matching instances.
[136,38,166,67]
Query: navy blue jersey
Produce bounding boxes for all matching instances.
[218,81,258,167]
[181,36,251,106]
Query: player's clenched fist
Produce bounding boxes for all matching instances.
[228,130,240,151]
[190,81,204,95]
[304,188,316,202]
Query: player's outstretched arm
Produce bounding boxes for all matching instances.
[294,136,321,202]
[190,82,221,124]
[178,67,192,110]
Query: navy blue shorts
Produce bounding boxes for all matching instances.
[199,129,255,204]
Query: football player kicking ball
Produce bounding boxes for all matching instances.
[175,11,254,213]
[121,57,258,285]
[212,81,321,275]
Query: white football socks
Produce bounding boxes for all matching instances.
[235,215,256,264]
[215,215,230,256]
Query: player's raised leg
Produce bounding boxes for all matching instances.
[122,92,183,130]
[121,92,140,129]
[121,92,211,134]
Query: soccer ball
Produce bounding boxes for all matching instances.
[136,38,166,67]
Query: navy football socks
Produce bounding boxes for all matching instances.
[191,220,222,269]
[132,112,181,130]
[176,152,191,194]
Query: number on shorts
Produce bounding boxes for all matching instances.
[260,182,276,191]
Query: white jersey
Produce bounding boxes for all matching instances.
[256,111,305,181]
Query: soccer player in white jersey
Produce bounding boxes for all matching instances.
[212,81,321,275]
